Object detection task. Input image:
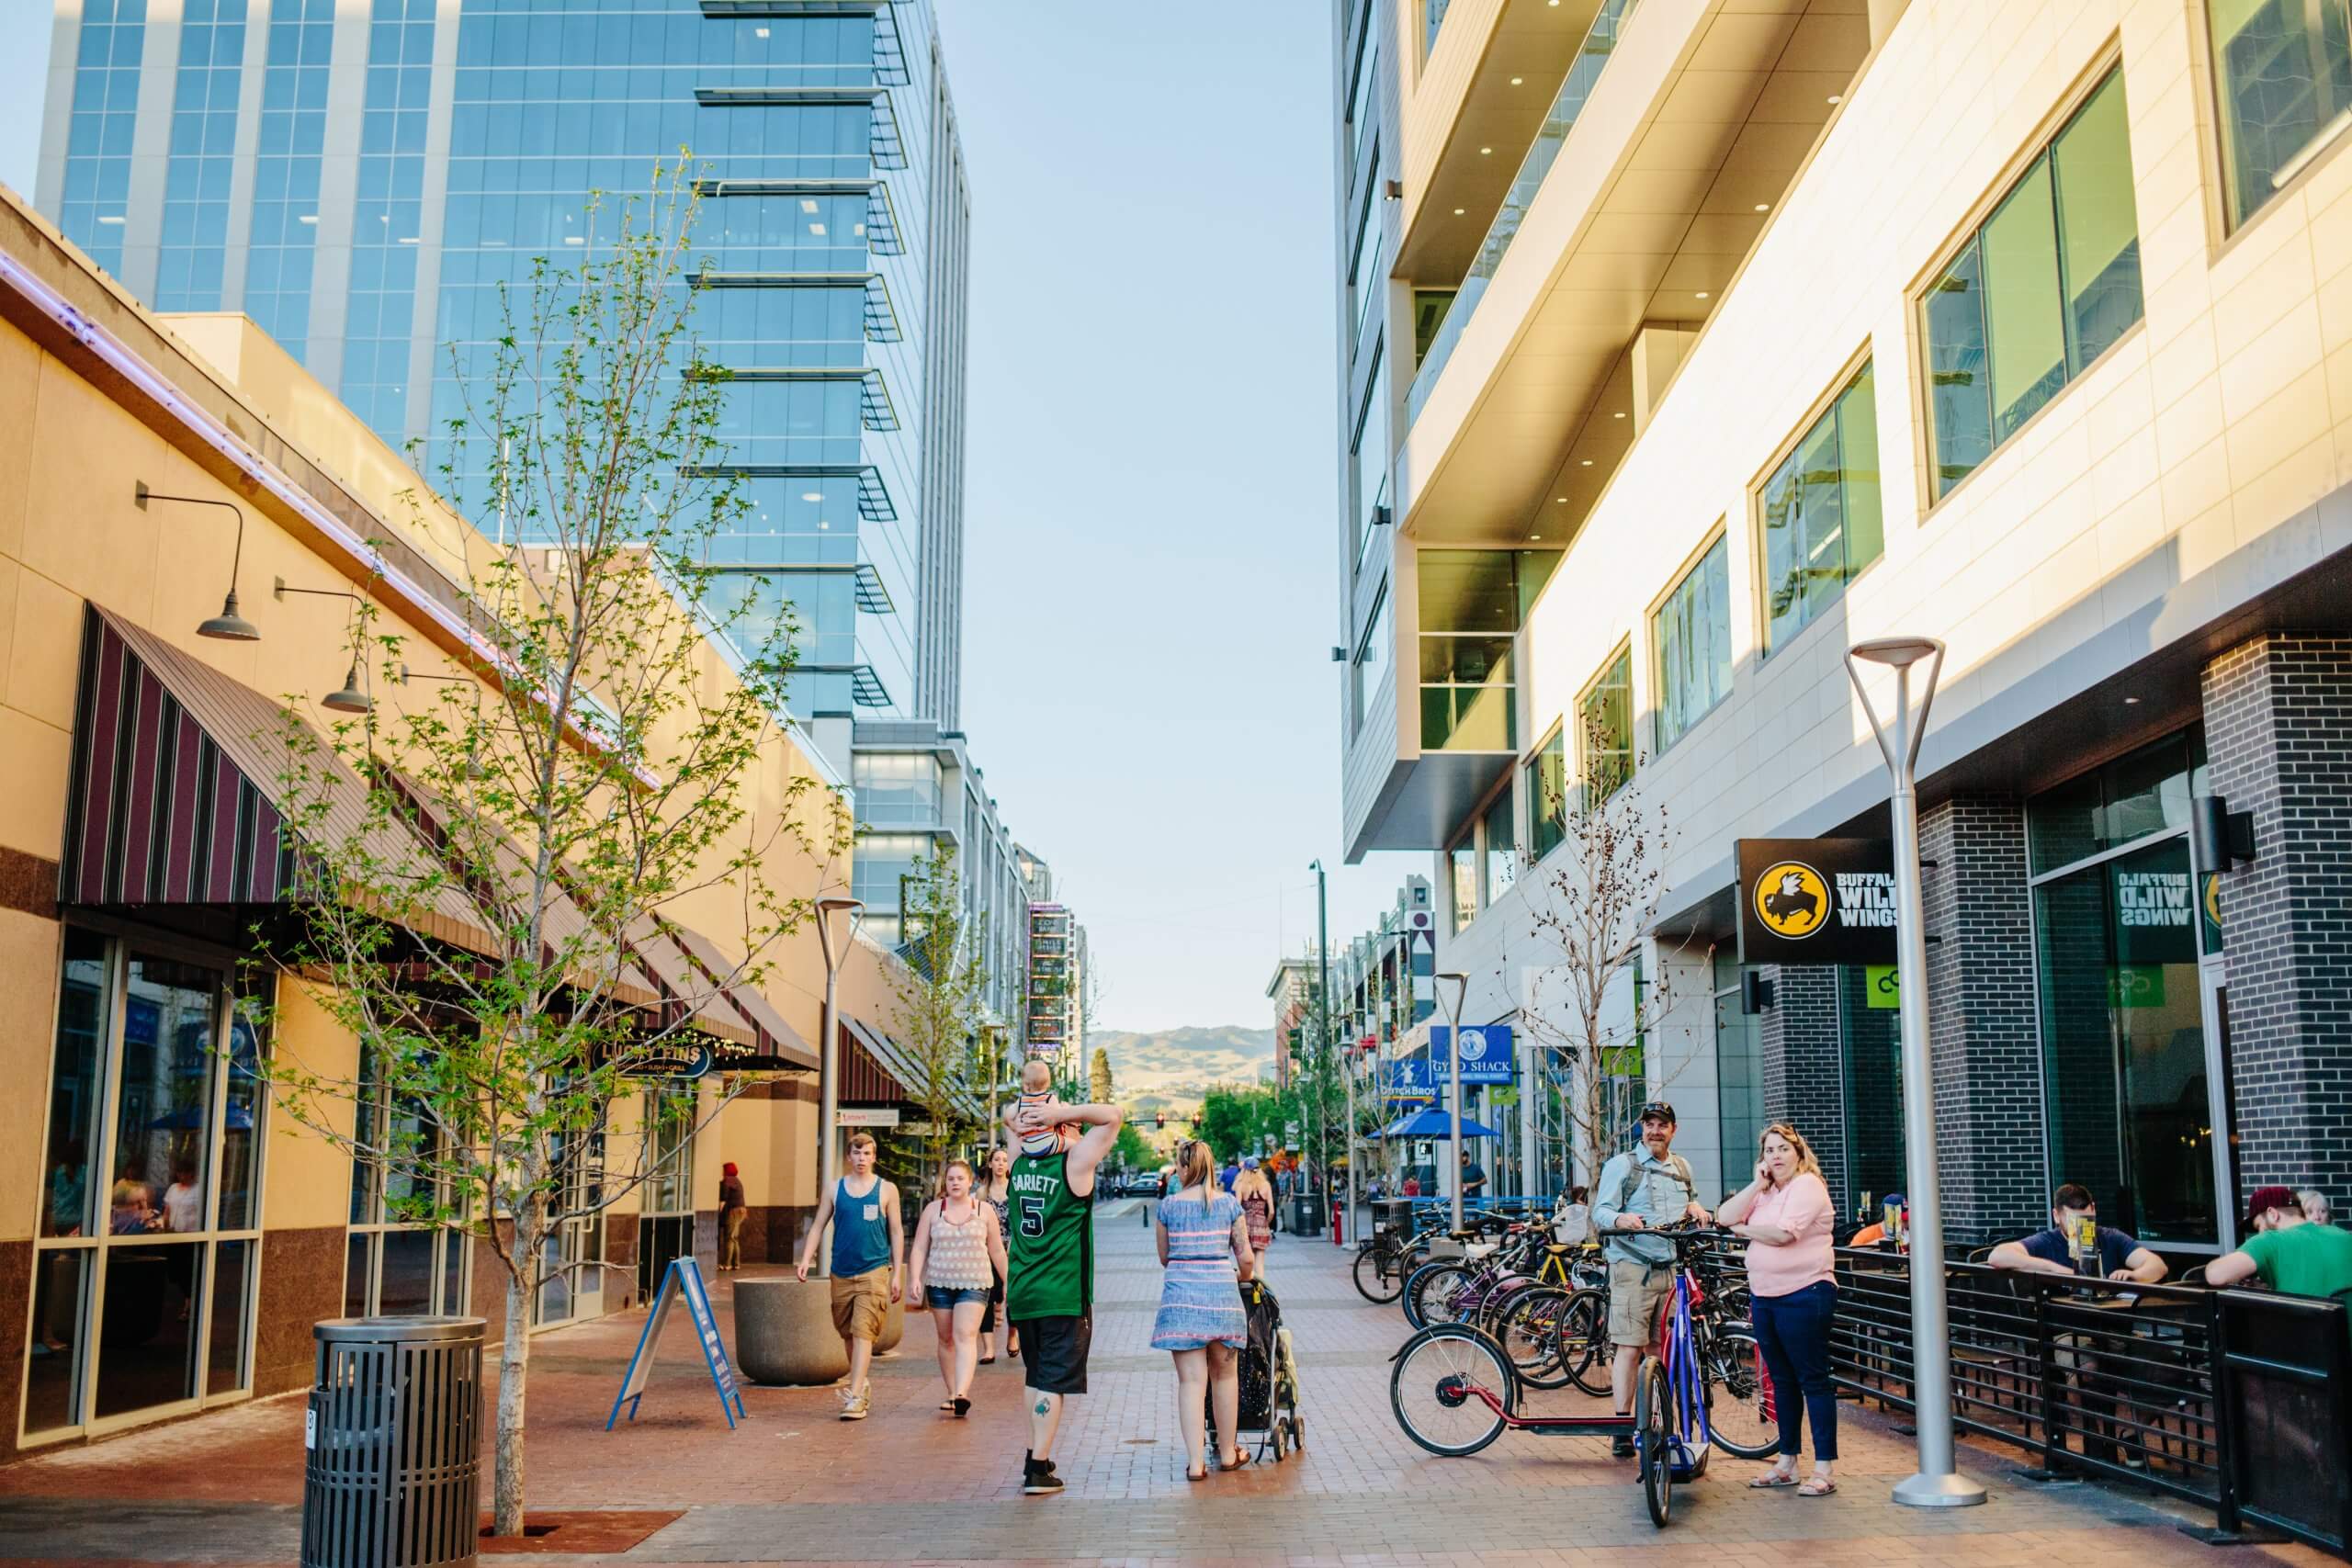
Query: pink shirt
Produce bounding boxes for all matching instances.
[1742,1172,1836,1298]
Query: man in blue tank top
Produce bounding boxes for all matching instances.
[796,1132,902,1420]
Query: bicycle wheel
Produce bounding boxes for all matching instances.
[1406,1262,1472,1329]
[1390,1324,1515,1457]
[1557,1287,1612,1396]
[1354,1244,1404,1304]
[1492,1285,1573,1389]
[1637,1356,1672,1527]
[1705,1325,1781,1460]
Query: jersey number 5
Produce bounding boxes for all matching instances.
[1018,1196,1046,1238]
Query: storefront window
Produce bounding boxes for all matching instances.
[345,1046,472,1322]
[1712,950,1764,1188]
[27,933,269,1440]
[2030,732,2219,1246]
[1838,965,1905,1218]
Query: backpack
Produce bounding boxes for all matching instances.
[1604,1152,1694,1258]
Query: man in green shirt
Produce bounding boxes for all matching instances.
[1002,1094,1124,1496]
[2208,1186,2352,1337]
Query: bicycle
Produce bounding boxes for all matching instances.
[1389,1225,1775,1526]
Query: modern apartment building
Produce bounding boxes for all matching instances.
[1022,901,1085,1058]
[1266,954,1320,1087]
[1335,0,2352,1249]
[34,0,971,774]
[849,718,1031,1024]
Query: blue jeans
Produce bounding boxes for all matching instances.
[1749,1280,1838,1461]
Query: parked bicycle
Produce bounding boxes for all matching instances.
[1389,1224,1777,1526]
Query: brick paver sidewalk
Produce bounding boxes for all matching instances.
[0,1199,2335,1567]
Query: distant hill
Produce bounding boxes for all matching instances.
[1091,1025,1276,1114]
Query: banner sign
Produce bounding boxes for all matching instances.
[1865,964,1900,1009]
[606,1258,742,1431]
[836,1107,900,1127]
[1736,838,1898,964]
[1432,1025,1516,1085]
[598,1039,716,1079]
[1384,1058,1438,1103]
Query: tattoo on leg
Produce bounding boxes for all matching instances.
[1035,1398,1051,1416]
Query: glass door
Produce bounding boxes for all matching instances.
[637,1085,696,1301]
[25,931,269,1446]
[345,1054,472,1319]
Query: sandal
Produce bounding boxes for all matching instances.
[1748,1467,1799,1489]
[1219,1449,1253,1472]
[1799,1475,1838,1497]
[1186,1465,1208,1482]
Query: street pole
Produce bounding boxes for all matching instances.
[1520,1024,1540,1203]
[1310,859,1334,1224]
[1846,637,1984,1509]
[813,894,864,1280]
[1437,971,1468,1234]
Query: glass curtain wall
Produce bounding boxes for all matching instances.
[1524,726,1566,863]
[344,1047,470,1320]
[1419,550,1555,752]
[2030,733,2218,1244]
[154,0,249,311]
[58,0,149,275]
[244,0,335,357]
[2208,0,2352,228]
[27,931,268,1442]
[1923,70,2143,498]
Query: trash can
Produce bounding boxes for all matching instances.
[1291,1193,1323,1235]
[302,1315,486,1568]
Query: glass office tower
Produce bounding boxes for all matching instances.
[36,0,969,756]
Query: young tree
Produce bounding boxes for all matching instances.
[254,165,843,1538]
[1513,717,1682,1197]
[888,842,990,1186]
[1088,1044,1114,1106]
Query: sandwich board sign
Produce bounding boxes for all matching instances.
[606,1256,743,1431]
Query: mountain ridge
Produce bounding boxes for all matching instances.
[1088,1024,1275,1113]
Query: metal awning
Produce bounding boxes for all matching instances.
[62,605,495,953]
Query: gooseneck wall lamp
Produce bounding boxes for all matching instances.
[274,576,375,716]
[137,480,258,641]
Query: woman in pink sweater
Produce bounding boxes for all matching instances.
[1717,1122,1838,1495]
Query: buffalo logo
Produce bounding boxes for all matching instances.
[1754,861,1830,940]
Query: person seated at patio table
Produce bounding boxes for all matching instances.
[1989,1184,2165,1284]
[2207,1188,2352,1331]
[1849,1192,1902,1248]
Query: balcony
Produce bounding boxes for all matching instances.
[1397,0,1869,547]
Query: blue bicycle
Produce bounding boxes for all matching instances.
[1390,1226,1765,1526]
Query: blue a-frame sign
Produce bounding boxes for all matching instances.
[605,1257,744,1430]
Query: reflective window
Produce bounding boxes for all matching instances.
[1651,533,1730,752]
[1524,726,1566,863]
[852,831,928,913]
[155,0,248,311]
[245,0,336,358]
[1758,362,1882,654]
[344,1042,470,1321]
[59,0,148,274]
[28,936,268,1437]
[1923,70,2142,498]
[1425,0,1453,58]
[1713,951,1766,1198]
[2209,0,2352,228]
[853,751,944,829]
[339,0,437,444]
[1577,646,1634,802]
[1483,784,1516,904]
[2027,731,2199,874]
[1418,551,1554,752]
[1448,834,1477,934]
[1352,343,1388,577]
[1351,580,1392,737]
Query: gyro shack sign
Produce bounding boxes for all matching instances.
[1735,839,1899,965]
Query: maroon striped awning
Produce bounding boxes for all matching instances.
[60,605,492,952]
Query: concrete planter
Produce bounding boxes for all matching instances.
[732,1277,906,1385]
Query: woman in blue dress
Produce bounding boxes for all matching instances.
[1153,1139,1259,1479]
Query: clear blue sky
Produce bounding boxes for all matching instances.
[0,0,1420,1032]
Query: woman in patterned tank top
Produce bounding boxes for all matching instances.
[908,1159,1009,1418]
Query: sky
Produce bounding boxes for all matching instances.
[0,0,1421,1033]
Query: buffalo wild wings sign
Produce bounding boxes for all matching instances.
[1735,839,1898,965]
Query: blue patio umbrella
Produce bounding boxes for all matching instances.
[1378,1107,1500,1140]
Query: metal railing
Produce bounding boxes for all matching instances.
[1405,0,1642,427]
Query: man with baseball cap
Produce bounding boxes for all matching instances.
[1590,1101,1711,1456]
[2209,1186,2352,1338]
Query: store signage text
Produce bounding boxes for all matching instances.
[1736,839,1899,964]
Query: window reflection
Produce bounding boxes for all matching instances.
[2209,0,2352,229]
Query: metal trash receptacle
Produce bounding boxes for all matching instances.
[1291,1194,1323,1235]
[302,1315,486,1568]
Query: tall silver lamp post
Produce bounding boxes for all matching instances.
[1437,970,1469,1234]
[812,893,865,1279]
[1845,636,1984,1508]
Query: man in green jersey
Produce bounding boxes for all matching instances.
[1002,1091,1124,1496]
[2210,1185,2352,1345]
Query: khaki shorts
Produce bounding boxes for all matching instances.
[1608,1258,1671,1348]
[830,1267,889,1342]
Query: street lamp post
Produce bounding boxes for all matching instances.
[813,893,865,1279]
[1310,859,1351,1236]
[1845,636,1984,1509]
[1437,971,1469,1235]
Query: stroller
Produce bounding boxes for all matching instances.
[1205,1276,1306,1463]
